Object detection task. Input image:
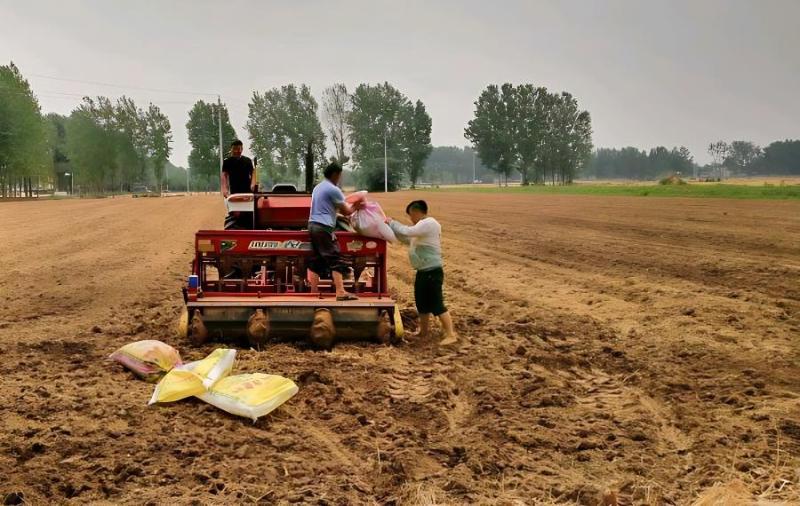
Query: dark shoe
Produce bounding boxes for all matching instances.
[336,294,359,301]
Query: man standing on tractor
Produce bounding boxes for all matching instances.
[308,162,361,300]
[386,200,458,345]
[221,139,255,229]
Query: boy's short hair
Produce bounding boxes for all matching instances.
[230,139,243,147]
[405,200,428,214]
[323,162,343,179]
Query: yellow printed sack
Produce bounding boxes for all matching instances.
[198,373,298,421]
[148,348,236,404]
[109,340,182,382]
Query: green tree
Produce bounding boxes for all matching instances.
[464,83,518,186]
[750,140,800,175]
[65,107,116,193]
[403,100,432,187]
[424,146,491,184]
[0,62,49,197]
[75,96,138,192]
[584,147,648,180]
[515,85,551,184]
[187,100,236,190]
[144,103,172,191]
[247,84,325,188]
[723,141,761,176]
[707,141,730,179]
[466,84,592,185]
[68,96,171,193]
[45,113,72,191]
[321,83,351,164]
[348,82,415,191]
[114,96,149,182]
[542,92,592,184]
[584,145,695,180]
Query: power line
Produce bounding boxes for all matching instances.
[0,85,210,106]
[29,73,218,97]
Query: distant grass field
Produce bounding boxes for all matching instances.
[431,183,800,200]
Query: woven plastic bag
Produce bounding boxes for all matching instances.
[149,348,236,404]
[109,340,182,382]
[197,373,298,422]
[352,201,397,243]
[345,190,368,205]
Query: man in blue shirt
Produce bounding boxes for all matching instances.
[308,162,361,300]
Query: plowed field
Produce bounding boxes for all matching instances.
[1,193,798,505]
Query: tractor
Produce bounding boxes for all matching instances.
[177,154,403,349]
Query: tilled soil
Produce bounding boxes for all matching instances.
[0,193,798,505]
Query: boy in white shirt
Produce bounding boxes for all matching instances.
[386,200,458,345]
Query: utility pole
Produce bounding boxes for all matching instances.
[186,166,190,195]
[384,130,388,193]
[217,95,224,193]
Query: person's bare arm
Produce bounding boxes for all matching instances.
[221,172,230,197]
[335,201,357,216]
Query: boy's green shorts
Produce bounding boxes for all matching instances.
[414,267,447,316]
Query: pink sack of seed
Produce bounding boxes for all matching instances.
[352,201,396,243]
[109,340,182,382]
[345,191,368,205]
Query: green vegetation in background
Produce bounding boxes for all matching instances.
[584,140,800,181]
[0,62,49,197]
[424,146,492,184]
[246,84,326,188]
[465,83,592,185]
[429,183,800,200]
[346,82,432,191]
[186,100,235,191]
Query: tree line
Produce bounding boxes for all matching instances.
[6,58,798,197]
[0,62,173,196]
[707,140,800,178]
[465,83,593,185]
[183,82,433,192]
[584,146,694,180]
[582,140,800,181]
[2,62,595,195]
[0,63,50,197]
[424,146,492,185]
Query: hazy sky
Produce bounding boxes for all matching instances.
[1,0,798,166]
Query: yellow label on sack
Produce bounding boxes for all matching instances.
[118,340,181,371]
[152,369,205,403]
[210,374,297,406]
[192,348,229,377]
[149,348,235,404]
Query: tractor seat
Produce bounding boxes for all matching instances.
[270,184,298,194]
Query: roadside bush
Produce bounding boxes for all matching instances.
[659,174,687,185]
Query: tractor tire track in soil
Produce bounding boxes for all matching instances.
[1,193,799,504]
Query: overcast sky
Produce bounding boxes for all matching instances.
[1,0,798,166]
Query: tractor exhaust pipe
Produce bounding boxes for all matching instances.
[304,140,314,193]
